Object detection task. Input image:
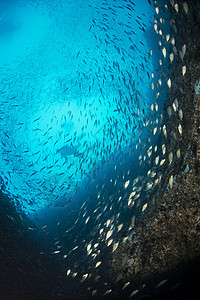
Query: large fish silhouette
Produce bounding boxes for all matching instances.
[56,141,82,159]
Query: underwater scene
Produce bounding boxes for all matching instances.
[0,0,200,299]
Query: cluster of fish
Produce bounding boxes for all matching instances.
[0,0,190,298]
[0,0,155,212]
[49,1,188,298]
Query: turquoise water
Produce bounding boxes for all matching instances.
[1,1,198,298]
[0,0,178,298]
[0,0,168,217]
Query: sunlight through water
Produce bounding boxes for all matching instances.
[1,0,196,298]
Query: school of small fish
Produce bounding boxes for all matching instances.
[0,0,190,298]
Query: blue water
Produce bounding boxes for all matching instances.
[0,0,174,297]
[0,0,167,217]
